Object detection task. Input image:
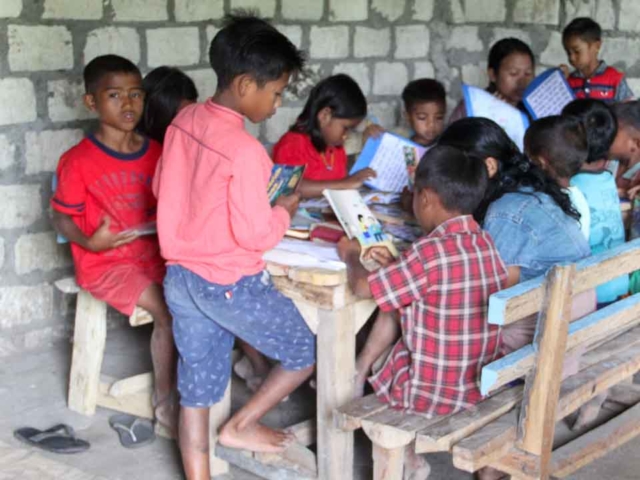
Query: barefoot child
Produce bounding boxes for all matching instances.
[273,74,376,198]
[338,145,509,415]
[154,14,315,478]
[561,17,634,102]
[51,55,177,432]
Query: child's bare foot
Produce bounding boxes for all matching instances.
[153,391,179,436]
[404,448,431,480]
[218,422,294,453]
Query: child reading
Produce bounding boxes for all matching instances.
[610,101,640,192]
[272,74,376,198]
[524,115,590,239]
[338,145,508,418]
[154,14,315,478]
[561,17,634,102]
[51,55,176,432]
[138,66,198,144]
[563,99,629,305]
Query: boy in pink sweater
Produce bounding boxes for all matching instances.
[153,14,314,479]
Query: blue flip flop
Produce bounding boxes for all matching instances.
[14,424,90,454]
[109,414,155,449]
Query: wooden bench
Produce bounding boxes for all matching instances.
[336,238,640,479]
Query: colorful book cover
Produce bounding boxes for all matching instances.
[350,132,429,193]
[267,164,305,205]
[522,68,575,120]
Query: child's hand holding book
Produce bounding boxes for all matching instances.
[275,192,301,218]
[88,216,139,252]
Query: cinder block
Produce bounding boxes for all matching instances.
[372,0,405,21]
[373,62,409,96]
[43,0,102,19]
[0,284,54,329]
[84,27,140,65]
[174,0,223,21]
[112,0,167,21]
[281,0,323,20]
[25,129,84,175]
[354,27,390,58]
[513,0,560,25]
[230,0,276,17]
[412,0,434,21]
[0,185,42,229]
[48,79,94,122]
[310,26,349,59]
[0,78,37,126]
[0,135,17,170]
[332,63,371,95]
[147,27,200,67]
[329,0,367,21]
[8,25,73,72]
[395,25,429,59]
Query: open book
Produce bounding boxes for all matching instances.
[350,132,429,193]
[323,189,398,271]
[267,164,305,205]
[462,84,530,151]
[522,68,575,120]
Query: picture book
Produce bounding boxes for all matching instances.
[462,84,529,151]
[323,189,399,271]
[522,68,575,120]
[267,164,305,204]
[350,132,429,193]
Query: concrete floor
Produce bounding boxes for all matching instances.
[1,325,639,480]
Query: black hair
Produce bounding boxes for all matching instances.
[401,79,446,111]
[415,145,488,215]
[291,74,367,152]
[524,115,588,179]
[563,17,602,44]
[612,101,640,131]
[209,12,305,91]
[562,99,617,163]
[84,54,140,93]
[438,117,579,223]
[138,66,198,144]
[487,38,535,87]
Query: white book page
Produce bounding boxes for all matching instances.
[525,70,574,119]
[366,134,426,193]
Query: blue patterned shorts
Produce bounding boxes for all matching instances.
[164,265,316,408]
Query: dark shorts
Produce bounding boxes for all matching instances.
[164,265,316,408]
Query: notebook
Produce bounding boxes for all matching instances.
[350,132,429,193]
[462,84,530,151]
[323,189,398,270]
[522,68,575,120]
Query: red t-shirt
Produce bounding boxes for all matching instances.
[51,135,163,286]
[272,131,348,181]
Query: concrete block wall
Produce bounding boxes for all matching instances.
[1,0,640,354]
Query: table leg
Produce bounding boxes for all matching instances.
[316,306,356,480]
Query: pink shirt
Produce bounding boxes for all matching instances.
[153,101,290,285]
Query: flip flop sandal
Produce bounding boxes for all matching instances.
[14,424,90,454]
[109,414,155,449]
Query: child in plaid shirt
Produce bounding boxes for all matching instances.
[338,145,509,417]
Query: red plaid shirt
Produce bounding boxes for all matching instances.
[368,215,508,416]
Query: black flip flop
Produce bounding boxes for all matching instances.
[109,414,155,449]
[13,424,90,454]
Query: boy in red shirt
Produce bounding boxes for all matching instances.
[154,14,315,478]
[51,55,176,431]
[561,17,634,102]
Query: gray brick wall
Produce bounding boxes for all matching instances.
[1,0,639,354]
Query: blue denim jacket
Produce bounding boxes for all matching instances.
[483,190,591,282]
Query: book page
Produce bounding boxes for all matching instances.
[523,69,575,119]
[463,84,529,151]
[351,133,428,193]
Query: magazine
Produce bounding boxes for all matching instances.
[267,164,305,205]
[323,189,398,271]
[522,68,575,120]
[350,132,429,193]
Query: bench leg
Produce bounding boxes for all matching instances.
[68,290,107,415]
[209,381,231,476]
[372,443,406,480]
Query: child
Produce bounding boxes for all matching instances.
[138,66,198,144]
[399,78,447,146]
[153,14,315,477]
[51,55,176,432]
[449,38,535,123]
[272,74,376,198]
[610,101,640,192]
[338,145,508,418]
[524,115,590,239]
[561,17,634,102]
[563,99,629,305]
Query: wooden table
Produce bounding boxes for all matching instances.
[210,261,377,480]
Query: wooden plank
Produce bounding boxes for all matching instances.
[54,276,81,294]
[607,383,640,406]
[97,375,153,419]
[316,306,356,480]
[551,402,640,477]
[415,386,523,453]
[481,295,640,395]
[266,263,347,287]
[129,306,153,327]
[209,381,231,476]
[518,265,574,473]
[452,410,518,472]
[292,300,319,334]
[335,394,389,431]
[68,290,107,415]
[353,299,377,334]
[287,419,316,447]
[372,444,406,480]
[272,275,351,309]
[256,443,317,478]
[489,238,640,326]
[361,408,447,450]
[108,372,153,398]
[488,448,541,479]
[216,444,316,480]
